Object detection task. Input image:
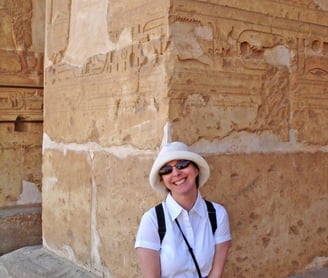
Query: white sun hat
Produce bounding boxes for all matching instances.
[149,141,210,194]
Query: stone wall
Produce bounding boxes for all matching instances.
[0,0,44,254]
[0,0,44,207]
[43,1,328,277]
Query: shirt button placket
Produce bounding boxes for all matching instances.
[182,210,196,275]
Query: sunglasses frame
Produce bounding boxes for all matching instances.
[158,160,192,176]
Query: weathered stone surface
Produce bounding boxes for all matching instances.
[42,150,93,267]
[44,67,167,148]
[168,0,328,146]
[200,152,328,277]
[94,152,160,277]
[0,87,43,122]
[0,123,42,207]
[0,205,42,255]
[42,1,328,278]
[0,246,98,278]
[44,0,169,148]
[0,0,44,261]
[0,0,45,86]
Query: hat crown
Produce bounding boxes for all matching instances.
[160,141,190,154]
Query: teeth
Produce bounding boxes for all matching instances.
[174,178,185,185]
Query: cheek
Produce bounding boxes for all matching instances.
[191,167,199,179]
[161,175,171,186]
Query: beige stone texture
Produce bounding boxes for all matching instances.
[0,0,44,208]
[42,0,328,277]
[0,122,42,206]
[0,0,44,258]
[0,87,43,122]
[0,0,45,86]
[201,152,328,277]
[168,0,328,146]
[93,152,161,277]
[0,205,42,255]
[44,0,170,148]
[42,150,93,266]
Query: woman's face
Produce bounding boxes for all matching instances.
[160,160,199,197]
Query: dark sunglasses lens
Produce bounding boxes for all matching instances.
[176,160,191,169]
[159,160,191,176]
[159,165,173,175]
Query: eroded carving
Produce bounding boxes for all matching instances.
[47,16,167,83]
[47,0,71,64]
[169,1,328,144]
[8,0,32,73]
[0,0,44,86]
[0,88,43,121]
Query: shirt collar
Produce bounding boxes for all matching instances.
[165,191,206,221]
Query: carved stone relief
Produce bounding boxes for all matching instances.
[44,1,169,147]
[0,0,44,209]
[42,1,328,278]
[46,0,71,65]
[168,0,328,145]
[0,0,44,86]
[0,87,43,122]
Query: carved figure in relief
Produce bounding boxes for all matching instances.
[136,142,231,278]
[47,0,71,64]
[8,0,33,73]
[238,30,287,70]
[171,16,214,66]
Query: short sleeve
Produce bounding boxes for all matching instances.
[213,203,232,244]
[135,208,161,251]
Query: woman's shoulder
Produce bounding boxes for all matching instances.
[205,199,229,215]
[141,203,163,222]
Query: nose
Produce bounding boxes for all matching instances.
[171,166,181,176]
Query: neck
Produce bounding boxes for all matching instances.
[172,189,198,212]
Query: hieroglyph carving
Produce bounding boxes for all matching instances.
[169,0,328,144]
[0,0,44,85]
[46,13,168,84]
[0,88,43,122]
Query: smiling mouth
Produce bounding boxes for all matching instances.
[173,178,186,185]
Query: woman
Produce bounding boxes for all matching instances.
[135,142,231,278]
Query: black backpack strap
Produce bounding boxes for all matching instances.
[205,200,217,235]
[155,203,166,244]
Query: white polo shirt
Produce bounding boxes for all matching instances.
[135,192,231,278]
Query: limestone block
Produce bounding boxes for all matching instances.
[44,65,167,148]
[0,205,42,255]
[0,86,43,206]
[201,152,328,278]
[44,0,170,148]
[0,0,45,86]
[93,152,160,277]
[42,150,92,266]
[0,147,21,205]
[45,0,168,68]
[0,123,42,207]
[168,0,328,146]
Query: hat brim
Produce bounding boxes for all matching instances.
[149,150,210,194]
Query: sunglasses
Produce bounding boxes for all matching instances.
[159,160,192,176]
